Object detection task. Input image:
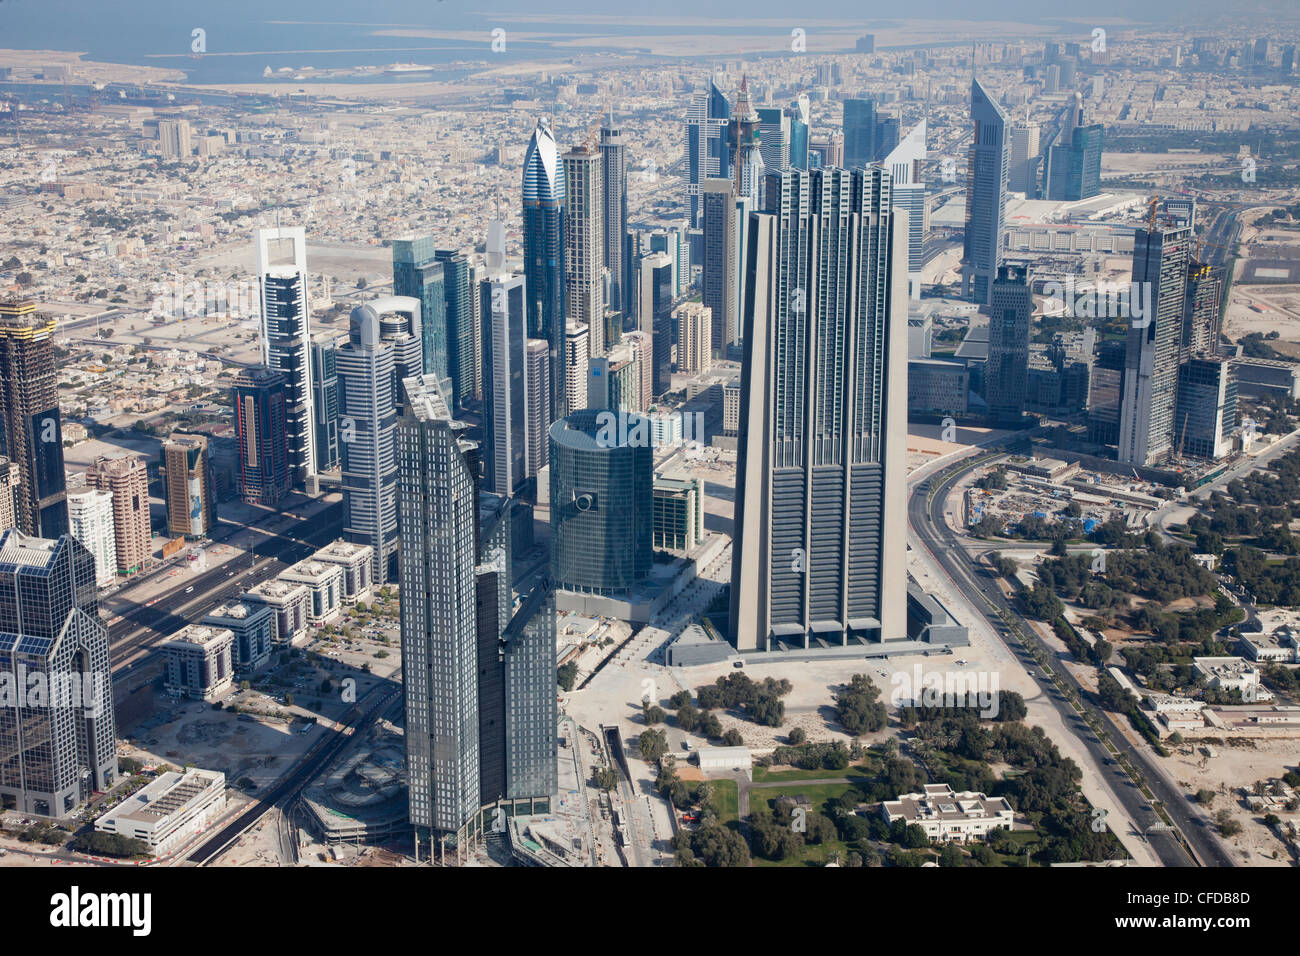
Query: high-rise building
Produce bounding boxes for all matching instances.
[1183,259,1223,356]
[730,167,909,651]
[162,433,216,540]
[986,265,1032,423]
[0,458,17,532]
[685,78,731,229]
[433,248,477,409]
[256,227,316,493]
[525,339,552,480]
[158,118,192,162]
[587,347,641,414]
[337,298,421,585]
[0,529,118,816]
[67,489,116,589]
[86,454,150,575]
[397,375,481,842]
[728,78,766,207]
[757,107,791,174]
[637,252,674,396]
[876,115,900,162]
[1009,120,1040,194]
[599,124,631,321]
[522,119,566,425]
[624,330,656,412]
[0,299,68,538]
[565,323,590,415]
[961,79,1010,305]
[392,237,452,401]
[789,96,811,172]
[310,329,345,473]
[1175,356,1237,460]
[1046,124,1103,201]
[1118,208,1194,466]
[549,410,653,597]
[233,366,290,507]
[481,266,532,497]
[702,180,739,356]
[562,143,606,367]
[882,120,928,298]
[675,302,713,375]
[843,98,877,168]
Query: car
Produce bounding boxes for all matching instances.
[682,741,692,751]
[732,660,744,668]
[184,586,194,594]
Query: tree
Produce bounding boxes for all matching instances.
[638,728,668,763]
[787,726,807,745]
[643,705,667,725]
[721,729,744,746]
[676,703,700,732]
[835,674,887,735]
[284,692,294,707]
[557,661,579,692]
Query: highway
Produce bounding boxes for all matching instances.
[107,501,344,677]
[908,453,1234,867]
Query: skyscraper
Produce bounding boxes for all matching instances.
[256,227,316,493]
[0,299,67,538]
[685,78,731,229]
[675,302,713,375]
[0,530,118,816]
[525,339,551,481]
[599,124,631,321]
[728,78,765,207]
[162,433,216,540]
[481,256,545,497]
[158,118,192,162]
[1009,119,1040,194]
[397,375,481,843]
[392,237,452,401]
[757,107,791,175]
[562,143,606,369]
[565,324,590,416]
[882,120,928,298]
[549,410,653,597]
[433,248,477,409]
[234,366,290,507]
[337,298,420,585]
[986,265,1032,423]
[730,167,909,651]
[1046,124,1103,201]
[789,95,811,172]
[86,454,151,576]
[310,329,345,474]
[961,79,1010,306]
[67,489,117,589]
[1183,259,1223,356]
[1176,356,1236,460]
[702,179,740,357]
[522,119,567,425]
[1118,207,1194,466]
[842,98,877,168]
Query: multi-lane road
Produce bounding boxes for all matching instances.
[909,453,1234,867]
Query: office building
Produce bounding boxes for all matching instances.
[311,539,374,605]
[565,324,590,415]
[702,180,739,356]
[550,410,652,597]
[434,248,477,409]
[908,358,970,416]
[525,339,552,481]
[685,78,731,229]
[243,578,309,644]
[162,433,215,540]
[203,601,273,675]
[522,119,566,424]
[86,453,150,576]
[624,330,656,412]
[653,475,705,550]
[1183,259,1223,356]
[0,530,118,816]
[728,78,765,206]
[600,124,631,320]
[675,302,713,375]
[1118,208,1194,466]
[843,98,877,168]
[882,120,928,298]
[789,95,811,172]
[881,784,1014,843]
[1009,119,1040,194]
[0,299,68,538]
[1175,356,1237,460]
[337,298,420,585]
[481,266,531,497]
[67,489,116,589]
[563,143,606,365]
[730,166,909,651]
[587,348,641,414]
[0,459,16,532]
[1046,122,1103,201]
[986,265,1032,423]
[310,329,345,474]
[95,769,225,854]
[233,365,290,507]
[256,227,316,493]
[637,252,674,396]
[161,625,234,701]
[398,374,484,840]
[961,79,1010,305]
[278,558,343,625]
[392,236,452,401]
[757,107,790,174]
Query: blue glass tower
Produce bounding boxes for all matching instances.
[522,119,567,424]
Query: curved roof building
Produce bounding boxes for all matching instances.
[523,119,567,422]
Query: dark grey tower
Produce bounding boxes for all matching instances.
[987,265,1031,423]
[961,79,1010,305]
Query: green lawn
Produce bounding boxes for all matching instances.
[751,760,878,783]
[709,779,739,824]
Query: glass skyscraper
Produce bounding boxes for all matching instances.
[961,79,1010,306]
[522,119,567,425]
[685,79,731,229]
[392,237,452,402]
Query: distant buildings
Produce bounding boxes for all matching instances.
[86,453,151,575]
[0,530,118,816]
[67,489,116,588]
[1176,355,1237,460]
[162,432,216,540]
[961,79,1010,306]
[233,365,290,507]
[433,248,477,410]
[0,299,68,538]
[842,98,877,168]
[731,167,909,651]
[1045,95,1103,202]
[1009,119,1040,194]
[701,179,740,357]
[256,227,317,493]
[158,118,192,162]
